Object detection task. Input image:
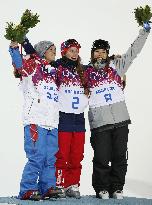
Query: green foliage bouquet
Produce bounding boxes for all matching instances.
[4,9,40,43]
[134,5,152,26]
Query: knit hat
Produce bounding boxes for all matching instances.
[61,39,81,56]
[34,41,54,58]
[91,39,110,54]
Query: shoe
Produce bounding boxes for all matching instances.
[113,190,123,199]
[43,187,66,199]
[97,190,109,199]
[21,190,41,201]
[65,184,81,199]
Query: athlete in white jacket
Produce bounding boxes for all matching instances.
[9,41,64,200]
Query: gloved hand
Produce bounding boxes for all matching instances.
[9,47,22,69]
[21,36,36,54]
[10,41,18,48]
[143,22,151,32]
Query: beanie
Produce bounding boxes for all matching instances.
[34,41,54,58]
[91,39,110,54]
[61,39,81,56]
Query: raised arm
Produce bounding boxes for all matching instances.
[9,42,23,69]
[9,42,37,77]
[113,26,150,77]
[21,37,36,55]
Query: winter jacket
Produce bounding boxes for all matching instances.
[56,57,88,132]
[10,49,59,128]
[87,29,150,131]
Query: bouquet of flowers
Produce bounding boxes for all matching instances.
[134,5,152,26]
[4,9,40,43]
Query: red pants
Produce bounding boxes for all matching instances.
[55,131,85,188]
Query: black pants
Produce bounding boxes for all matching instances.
[90,125,129,195]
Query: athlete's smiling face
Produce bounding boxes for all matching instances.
[93,49,108,61]
[65,47,79,61]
